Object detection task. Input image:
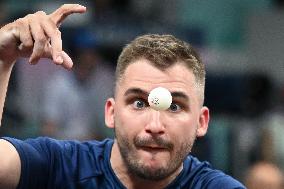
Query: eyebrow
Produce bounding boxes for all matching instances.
[171,91,190,103]
[124,87,190,103]
[124,88,148,97]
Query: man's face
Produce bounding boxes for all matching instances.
[106,58,209,180]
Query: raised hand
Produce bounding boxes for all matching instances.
[0,4,86,69]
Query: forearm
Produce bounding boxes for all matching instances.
[0,61,15,126]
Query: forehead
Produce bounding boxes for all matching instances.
[118,59,197,94]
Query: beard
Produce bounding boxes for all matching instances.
[114,127,197,181]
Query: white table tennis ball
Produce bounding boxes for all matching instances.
[148,87,172,111]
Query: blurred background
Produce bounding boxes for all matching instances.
[0,0,284,186]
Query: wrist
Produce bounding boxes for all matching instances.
[0,59,15,72]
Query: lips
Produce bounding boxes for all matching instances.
[139,145,168,152]
[134,136,174,151]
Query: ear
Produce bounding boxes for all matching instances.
[196,106,210,137]
[105,98,115,129]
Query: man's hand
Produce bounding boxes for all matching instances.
[0,4,86,69]
[0,5,86,189]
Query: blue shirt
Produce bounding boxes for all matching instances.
[2,137,246,189]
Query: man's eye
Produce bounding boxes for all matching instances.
[133,100,146,109]
[169,103,181,112]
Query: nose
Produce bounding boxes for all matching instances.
[145,110,165,135]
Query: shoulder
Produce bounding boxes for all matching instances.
[2,137,115,182]
[1,137,113,164]
[177,156,246,189]
[1,137,115,188]
[196,168,246,189]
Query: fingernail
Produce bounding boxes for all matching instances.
[77,5,86,9]
[56,55,63,63]
[29,58,35,65]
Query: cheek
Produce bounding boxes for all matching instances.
[114,107,147,137]
[163,113,199,146]
[165,112,197,132]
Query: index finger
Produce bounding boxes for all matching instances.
[49,4,86,26]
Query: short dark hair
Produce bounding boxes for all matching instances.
[116,34,206,103]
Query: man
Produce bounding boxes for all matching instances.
[0,4,245,189]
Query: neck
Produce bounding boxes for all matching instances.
[110,140,183,189]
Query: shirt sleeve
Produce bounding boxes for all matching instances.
[1,137,78,189]
[204,171,247,189]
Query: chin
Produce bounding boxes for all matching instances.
[131,162,177,181]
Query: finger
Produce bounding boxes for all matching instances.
[61,51,73,70]
[41,18,63,64]
[49,4,86,26]
[17,18,33,54]
[29,16,48,64]
[43,45,73,70]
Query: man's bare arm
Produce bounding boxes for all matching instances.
[0,4,86,188]
[0,139,21,189]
